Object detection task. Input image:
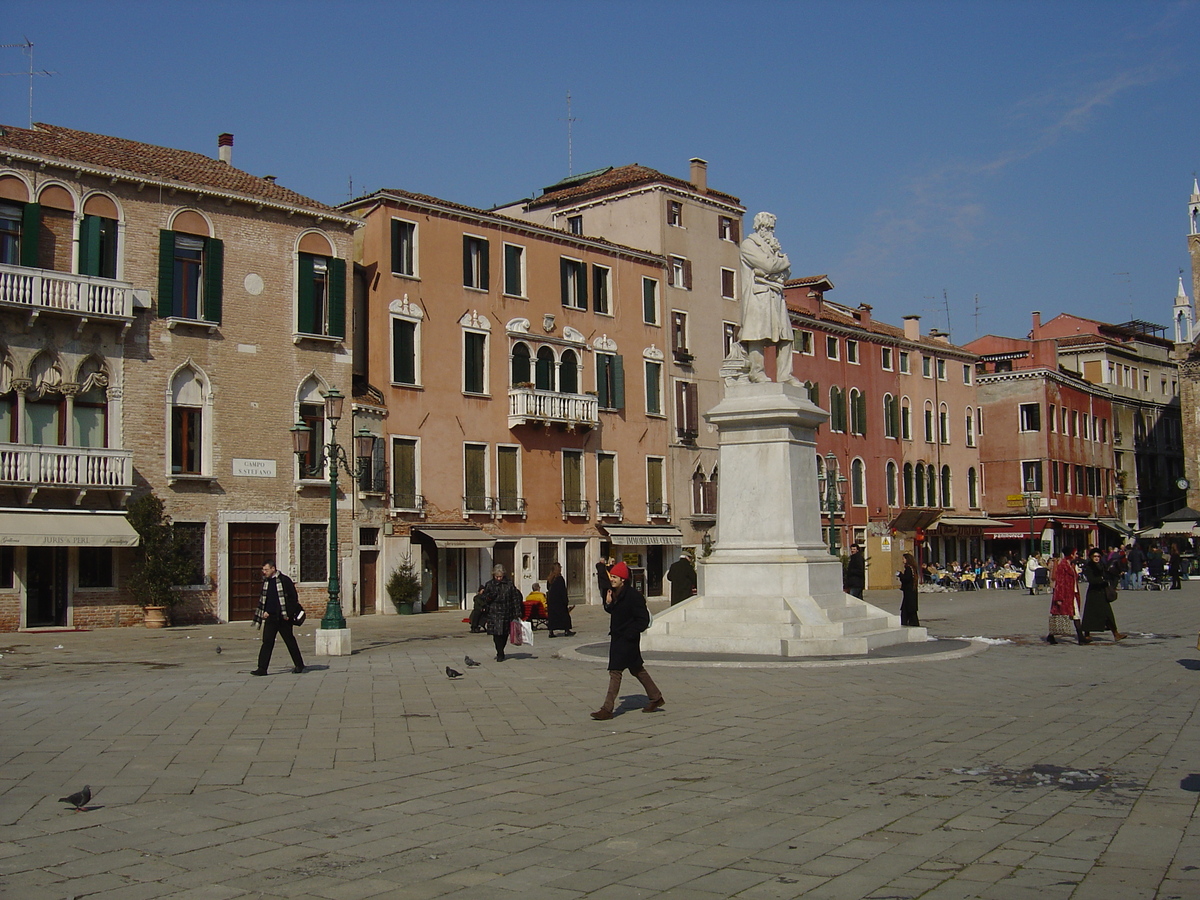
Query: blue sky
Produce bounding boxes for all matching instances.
[3,0,1197,342]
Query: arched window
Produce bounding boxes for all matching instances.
[939,402,950,444]
[923,400,935,442]
[941,465,952,507]
[914,463,926,506]
[849,388,866,435]
[559,349,578,393]
[74,358,109,448]
[902,462,914,506]
[968,467,979,508]
[886,460,898,507]
[535,346,556,391]
[965,407,975,446]
[295,376,327,476]
[26,351,65,445]
[883,393,898,439]
[851,458,865,506]
[0,356,14,442]
[510,342,531,385]
[170,364,210,476]
[829,386,846,432]
[900,396,912,440]
[926,464,937,507]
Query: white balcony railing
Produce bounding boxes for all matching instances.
[0,264,135,320]
[508,387,599,429]
[0,444,134,489]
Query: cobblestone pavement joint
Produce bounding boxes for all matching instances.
[2,585,1199,899]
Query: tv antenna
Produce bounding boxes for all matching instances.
[562,91,578,175]
[972,293,984,338]
[0,38,56,128]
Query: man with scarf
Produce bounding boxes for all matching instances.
[252,560,306,675]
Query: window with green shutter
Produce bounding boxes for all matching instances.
[645,360,662,415]
[464,444,488,512]
[497,446,520,512]
[392,438,417,509]
[647,457,665,514]
[562,451,583,513]
[560,258,587,310]
[597,453,616,513]
[392,219,416,276]
[504,243,524,296]
[464,331,487,394]
[596,353,624,410]
[642,277,659,324]
[463,236,489,289]
[392,318,417,384]
[19,202,40,268]
[157,230,222,322]
[78,214,118,279]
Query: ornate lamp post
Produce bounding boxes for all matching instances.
[290,388,376,638]
[1023,477,1041,559]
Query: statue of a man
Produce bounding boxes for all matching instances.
[739,211,800,385]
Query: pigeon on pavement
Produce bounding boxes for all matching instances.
[446,667,464,679]
[215,646,222,654]
[464,655,481,667]
[59,785,91,811]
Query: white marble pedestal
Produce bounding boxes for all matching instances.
[642,382,925,657]
[315,627,352,657]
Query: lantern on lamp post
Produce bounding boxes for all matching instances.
[290,387,377,639]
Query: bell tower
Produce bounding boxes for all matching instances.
[1190,177,1200,311]
[1174,275,1193,344]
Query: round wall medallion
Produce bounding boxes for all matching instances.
[244,273,264,295]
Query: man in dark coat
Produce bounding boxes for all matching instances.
[666,553,697,605]
[591,562,664,720]
[1125,542,1144,590]
[843,543,866,599]
[252,561,306,676]
[545,561,574,638]
[478,564,523,661]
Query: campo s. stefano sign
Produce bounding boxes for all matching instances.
[232,458,277,478]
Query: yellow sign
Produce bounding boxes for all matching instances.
[1006,495,1027,508]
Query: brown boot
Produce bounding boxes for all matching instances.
[633,669,665,712]
[591,671,622,720]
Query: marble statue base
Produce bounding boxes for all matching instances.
[642,382,926,657]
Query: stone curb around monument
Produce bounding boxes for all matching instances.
[549,636,990,668]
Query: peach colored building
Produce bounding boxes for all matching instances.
[341,189,673,608]
[0,123,360,631]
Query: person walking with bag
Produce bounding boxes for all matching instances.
[591,561,664,720]
[1046,548,1085,644]
[252,560,306,676]
[1081,547,1124,643]
[479,564,523,661]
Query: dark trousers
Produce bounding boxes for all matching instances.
[258,617,304,671]
[846,586,864,599]
[493,633,508,655]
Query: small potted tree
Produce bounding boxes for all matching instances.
[386,554,423,615]
[126,492,196,627]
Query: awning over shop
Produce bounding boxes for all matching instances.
[1097,518,1135,536]
[889,508,943,533]
[985,516,1097,539]
[0,511,139,547]
[929,515,1012,536]
[1154,521,1197,536]
[413,526,496,549]
[602,525,683,546]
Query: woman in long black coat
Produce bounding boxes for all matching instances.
[545,561,574,638]
[590,561,663,720]
[1081,547,1124,643]
[479,564,523,661]
[899,552,920,627]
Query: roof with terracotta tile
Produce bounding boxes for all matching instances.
[523,164,742,209]
[0,122,347,216]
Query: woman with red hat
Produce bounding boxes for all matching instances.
[591,560,664,720]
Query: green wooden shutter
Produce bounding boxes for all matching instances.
[79,215,101,276]
[463,238,472,287]
[393,439,416,506]
[202,237,223,323]
[157,230,176,317]
[611,354,625,409]
[465,445,486,509]
[598,454,614,510]
[596,354,610,408]
[578,262,588,311]
[563,452,581,509]
[498,447,518,507]
[393,319,415,384]
[479,239,489,291]
[560,258,570,307]
[297,253,315,333]
[647,458,663,507]
[19,202,40,268]
[328,256,346,338]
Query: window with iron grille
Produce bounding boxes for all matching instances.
[299,524,328,583]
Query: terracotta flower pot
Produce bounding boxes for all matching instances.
[143,606,169,628]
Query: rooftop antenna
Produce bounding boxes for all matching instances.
[972,293,983,338]
[1113,272,1132,320]
[942,289,952,339]
[0,38,56,128]
[562,91,578,175]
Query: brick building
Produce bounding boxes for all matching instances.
[0,123,360,630]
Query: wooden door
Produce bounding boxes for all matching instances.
[26,547,68,627]
[566,542,586,603]
[229,523,276,621]
[360,550,377,614]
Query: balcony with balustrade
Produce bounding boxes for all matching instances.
[508,387,599,430]
[0,443,135,501]
[0,264,137,332]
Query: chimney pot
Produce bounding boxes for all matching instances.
[218,133,233,165]
[689,158,708,192]
[903,315,921,341]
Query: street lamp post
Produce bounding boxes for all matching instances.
[1023,477,1041,559]
[824,452,845,557]
[290,388,376,648]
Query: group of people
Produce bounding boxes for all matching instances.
[1046,547,1127,644]
[471,562,575,659]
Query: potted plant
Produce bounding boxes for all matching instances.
[386,554,423,615]
[126,492,196,627]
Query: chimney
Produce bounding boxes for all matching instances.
[903,315,921,341]
[856,303,872,327]
[1031,310,1042,338]
[218,133,233,165]
[689,158,708,192]
[929,329,950,345]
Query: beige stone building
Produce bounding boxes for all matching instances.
[0,123,359,630]
[496,161,745,558]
